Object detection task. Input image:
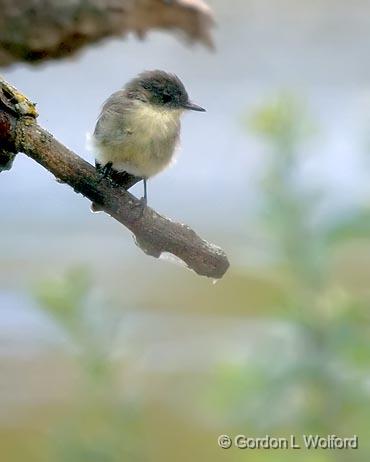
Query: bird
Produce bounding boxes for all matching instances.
[91,70,205,209]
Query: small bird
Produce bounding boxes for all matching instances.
[92,70,205,208]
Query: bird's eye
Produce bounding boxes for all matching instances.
[162,93,172,104]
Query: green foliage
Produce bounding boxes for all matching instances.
[35,267,91,333]
[248,93,325,286]
[248,93,315,155]
[34,267,143,462]
[196,93,370,460]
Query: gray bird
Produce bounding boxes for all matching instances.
[92,70,205,207]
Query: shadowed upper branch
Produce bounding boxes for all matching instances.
[0,0,214,67]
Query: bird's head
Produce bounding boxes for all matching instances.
[125,70,205,112]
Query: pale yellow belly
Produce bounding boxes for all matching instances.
[95,104,182,178]
[97,139,177,178]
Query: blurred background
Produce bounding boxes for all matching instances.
[1,0,370,460]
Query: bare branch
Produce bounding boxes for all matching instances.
[0,0,214,67]
[0,77,229,279]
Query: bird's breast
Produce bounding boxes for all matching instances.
[95,103,182,178]
[128,103,182,141]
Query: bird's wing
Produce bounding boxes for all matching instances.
[94,91,134,146]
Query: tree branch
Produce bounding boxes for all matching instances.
[0,77,229,279]
[0,0,214,67]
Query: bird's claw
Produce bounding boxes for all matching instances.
[97,162,113,184]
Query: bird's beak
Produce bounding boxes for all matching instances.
[183,101,206,112]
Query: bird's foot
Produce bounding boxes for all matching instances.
[107,176,122,188]
[97,162,113,184]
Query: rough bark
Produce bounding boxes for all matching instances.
[0,77,229,279]
[0,0,214,67]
